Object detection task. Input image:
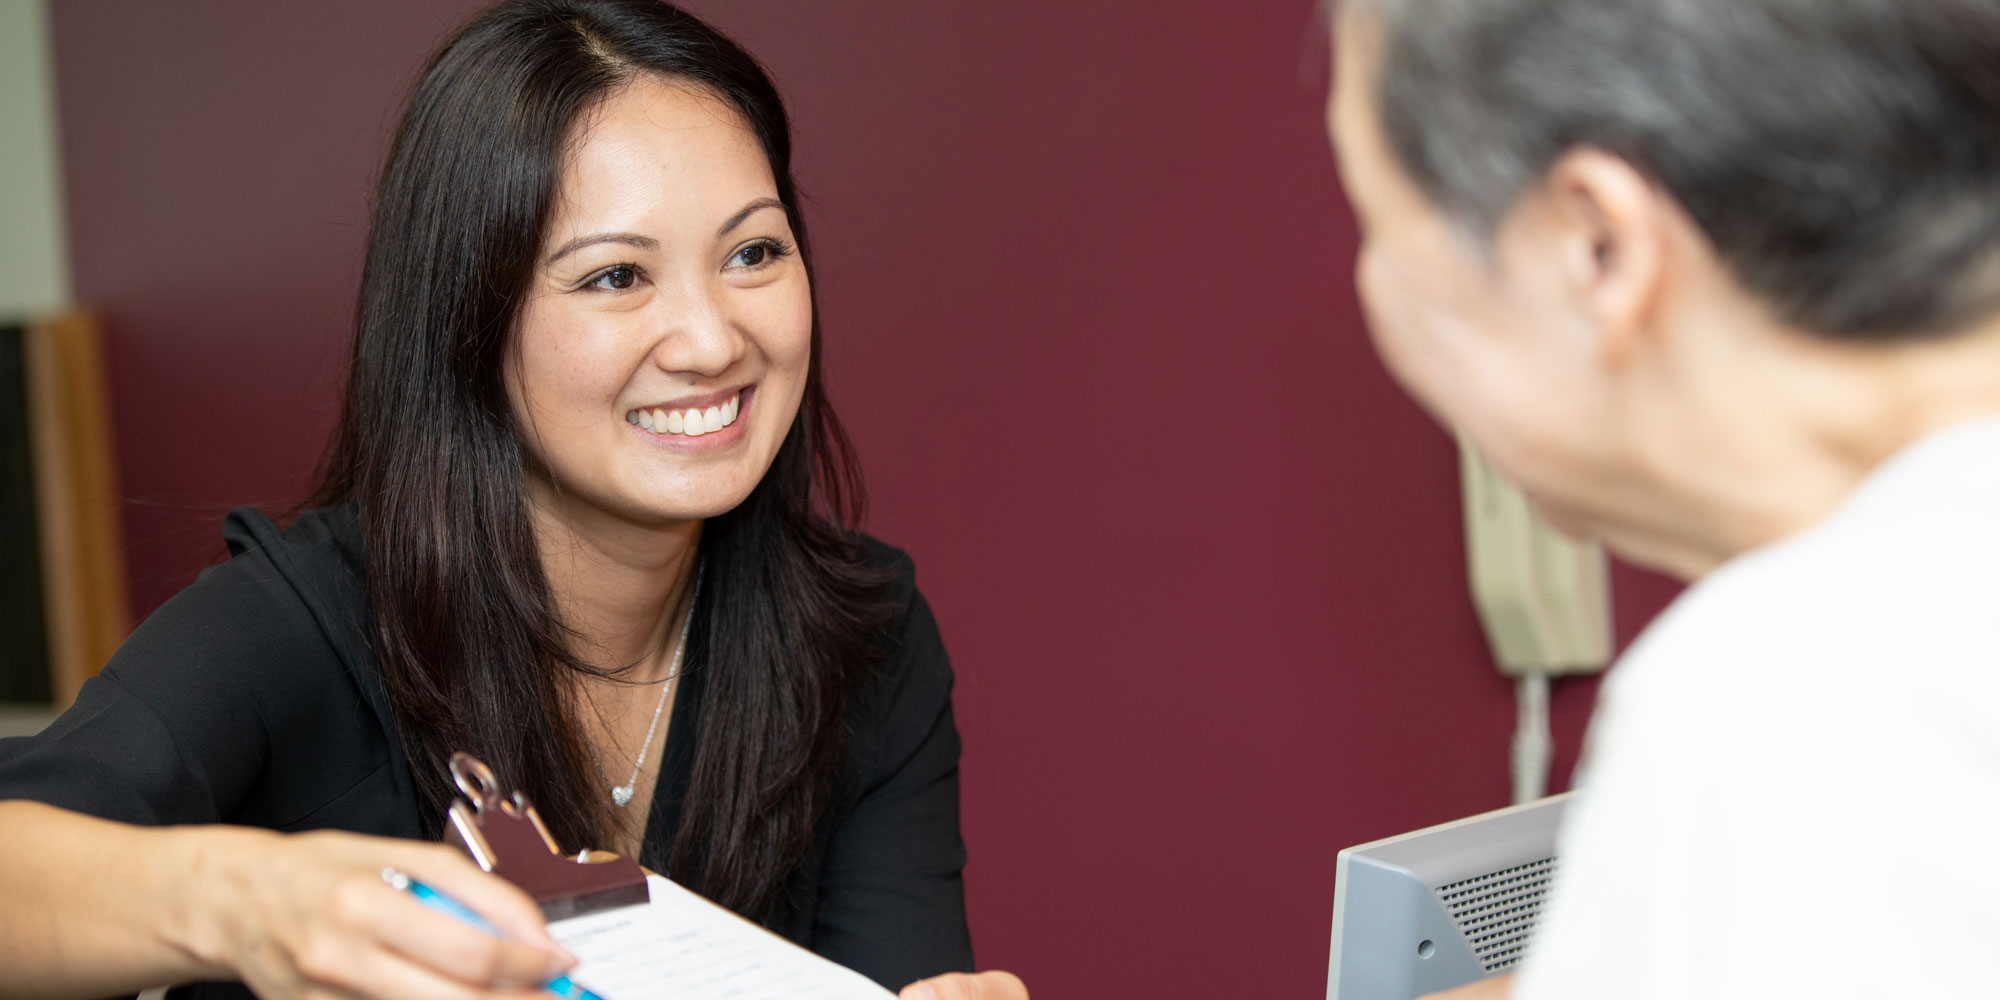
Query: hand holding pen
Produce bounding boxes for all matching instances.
[205,829,576,1000]
[383,867,606,1000]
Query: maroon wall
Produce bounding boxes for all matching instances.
[52,2,1679,996]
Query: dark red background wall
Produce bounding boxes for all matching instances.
[50,2,1679,996]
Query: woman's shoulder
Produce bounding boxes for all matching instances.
[849,534,936,665]
[218,503,365,587]
[26,503,401,830]
[842,534,954,760]
[124,503,366,644]
[104,503,381,733]
[857,533,918,600]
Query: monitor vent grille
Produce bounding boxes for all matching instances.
[1434,856,1557,973]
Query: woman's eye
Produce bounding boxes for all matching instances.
[729,239,793,271]
[588,265,639,290]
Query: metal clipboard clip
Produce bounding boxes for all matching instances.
[444,751,650,921]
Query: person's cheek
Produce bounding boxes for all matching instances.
[1356,245,1434,397]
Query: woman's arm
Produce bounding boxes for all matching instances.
[0,509,577,997]
[0,800,573,1000]
[813,553,1027,998]
[810,581,974,984]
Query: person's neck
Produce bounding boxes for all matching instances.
[1602,309,2000,580]
[524,481,701,681]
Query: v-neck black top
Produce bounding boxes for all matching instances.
[0,506,973,997]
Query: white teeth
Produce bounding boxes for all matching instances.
[629,393,742,437]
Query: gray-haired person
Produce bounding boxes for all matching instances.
[1327,0,2000,997]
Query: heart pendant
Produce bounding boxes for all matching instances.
[611,784,634,808]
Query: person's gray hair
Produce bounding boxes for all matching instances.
[1350,0,2000,339]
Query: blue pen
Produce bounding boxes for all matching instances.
[381,867,606,1000]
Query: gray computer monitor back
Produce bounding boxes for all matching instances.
[1327,793,1569,1000]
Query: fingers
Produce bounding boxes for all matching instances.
[308,930,550,1000]
[1417,974,1514,1000]
[900,971,1029,1000]
[390,843,572,961]
[310,850,566,992]
[224,831,575,1000]
[372,887,571,990]
[345,841,572,990]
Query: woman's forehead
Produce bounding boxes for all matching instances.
[546,78,777,238]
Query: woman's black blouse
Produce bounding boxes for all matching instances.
[0,506,973,997]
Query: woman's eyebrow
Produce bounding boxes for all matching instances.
[717,197,785,238]
[544,232,660,264]
[542,200,784,264]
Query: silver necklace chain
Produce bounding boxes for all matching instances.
[590,575,698,809]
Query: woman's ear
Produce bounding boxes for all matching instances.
[1542,148,1670,371]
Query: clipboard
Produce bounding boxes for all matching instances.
[443,751,649,921]
[439,751,896,999]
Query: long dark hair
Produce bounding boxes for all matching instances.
[310,0,896,922]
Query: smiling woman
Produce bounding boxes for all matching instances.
[509,84,810,527]
[0,3,1023,999]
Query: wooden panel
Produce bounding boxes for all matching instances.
[22,310,128,706]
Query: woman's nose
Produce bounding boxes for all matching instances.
[647,275,746,378]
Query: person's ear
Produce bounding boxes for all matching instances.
[1542,149,1670,370]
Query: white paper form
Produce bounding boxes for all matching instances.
[548,875,896,1000]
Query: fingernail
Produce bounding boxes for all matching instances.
[904,986,938,1000]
